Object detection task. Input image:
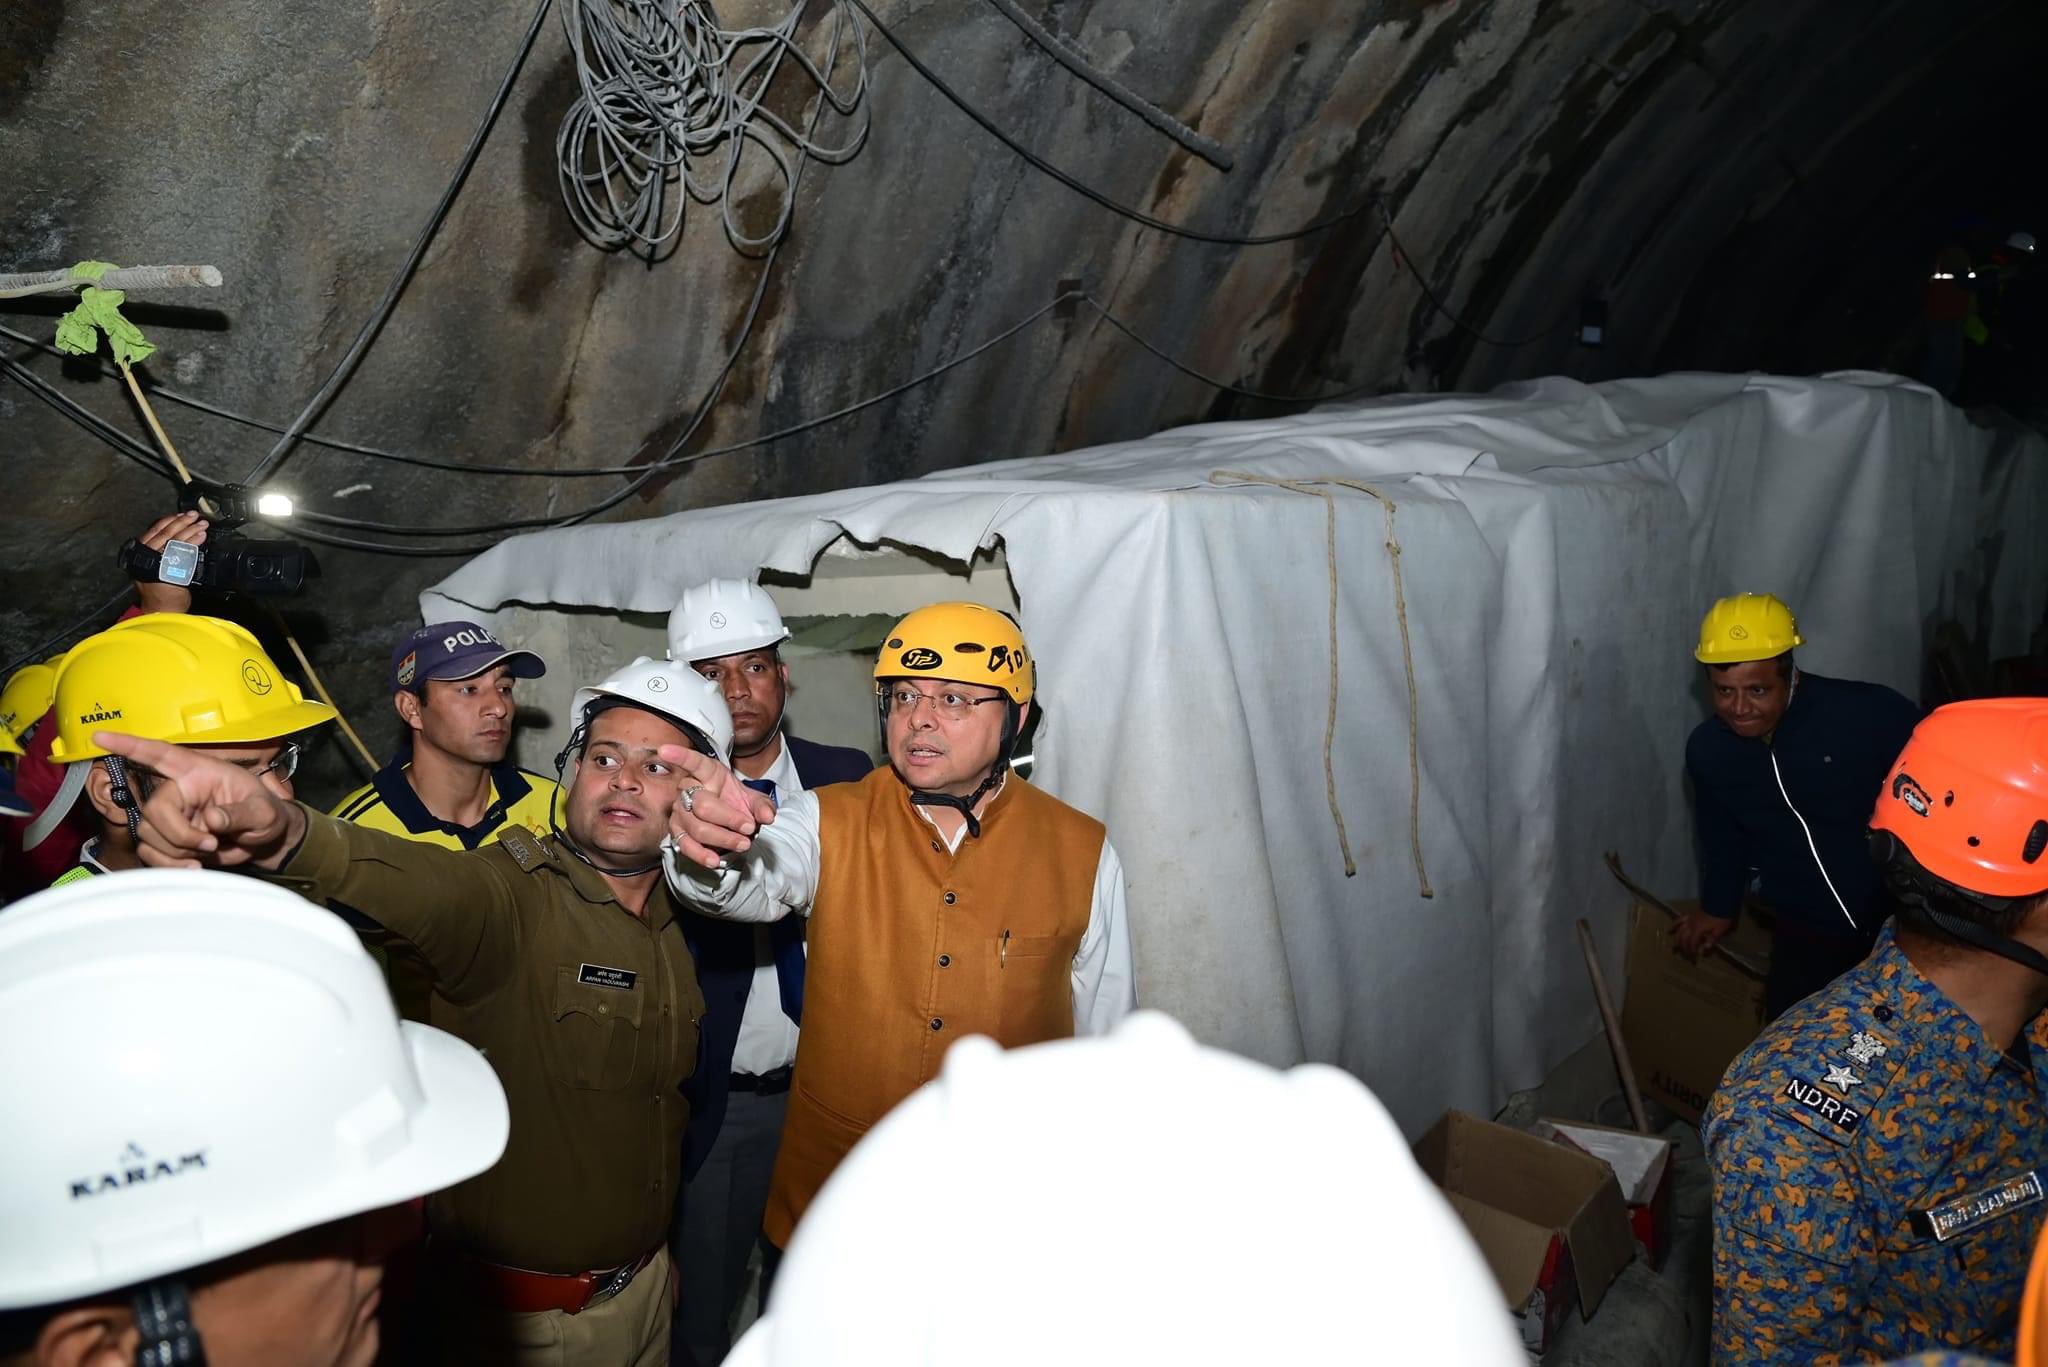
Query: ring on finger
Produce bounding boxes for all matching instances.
[681,785,703,814]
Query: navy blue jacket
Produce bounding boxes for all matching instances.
[681,733,872,1178]
[1686,672,1920,933]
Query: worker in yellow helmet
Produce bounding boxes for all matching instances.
[0,659,60,754]
[4,511,215,893]
[1674,594,1921,1019]
[662,602,1136,1291]
[22,614,335,884]
[0,657,63,846]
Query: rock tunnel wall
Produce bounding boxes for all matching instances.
[4,0,2038,795]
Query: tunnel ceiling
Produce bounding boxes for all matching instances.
[4,0,2041,791]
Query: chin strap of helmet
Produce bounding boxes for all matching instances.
[1876,830,2048,977]
[902,702,1020,842]
[1920,906,2048,978]
[551,704,710,877]
[132,1279,205,1366]
[103,755,146,845]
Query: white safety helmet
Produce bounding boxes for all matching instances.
[570,656,734,763]
[668,578,791,664]
[2008,230,2037,255]
[0,870,509,1311]
[727,1012,1523,1367]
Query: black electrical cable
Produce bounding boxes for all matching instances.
[267,0,857,548]
[845,0,1364,246]
[0,584,136,677]
[1,353,503,553]
[6,282,1360,496]
[243,0,554,485]
[1374,197,1571,350]
[1083,295,1374,403]
[7,279,1371,548]
[979,0,1232,171]
[0,353,179,481]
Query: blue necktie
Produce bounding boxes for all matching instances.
[742,778,805,1024]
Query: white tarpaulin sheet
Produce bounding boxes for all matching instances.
[423,372,2048,1136]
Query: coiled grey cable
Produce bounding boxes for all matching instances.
[556,0,870,257]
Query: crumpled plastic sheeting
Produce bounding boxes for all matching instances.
[423,372,2047,1135]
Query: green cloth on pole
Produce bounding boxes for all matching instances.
[53,261,156,368]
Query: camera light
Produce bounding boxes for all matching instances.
[256,492,295,518]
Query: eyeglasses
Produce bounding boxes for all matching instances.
[254,741,301,782]
[879,685,1008,723]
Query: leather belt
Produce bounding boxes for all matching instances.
[437,1243,660,1316]
[730,1065,794,1095]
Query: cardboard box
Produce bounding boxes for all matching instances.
[1533,1119,1676,1270]
[1414,1111,1637,1354]
[1618,898,1771,1122]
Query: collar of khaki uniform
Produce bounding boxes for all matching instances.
[497,826,678,929]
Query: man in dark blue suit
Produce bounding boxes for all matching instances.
[666,579,870,1366]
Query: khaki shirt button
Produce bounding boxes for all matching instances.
[930,1017,944,1031]
[943,891,957,905]
[597,1004,609,1015]
[938,954,951,967]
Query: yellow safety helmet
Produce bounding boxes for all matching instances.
[874,602,1034,705]
[1695,593,1804,665]
[0,658,61,746]
[0,727,20,760]
[48,615,336,763]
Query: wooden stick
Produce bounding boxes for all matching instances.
[1603,850,1767,980]
[117,361,194,485]
[1577,917,1652,1135]
[268,607,380,777]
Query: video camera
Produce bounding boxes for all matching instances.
[116,481,316,598]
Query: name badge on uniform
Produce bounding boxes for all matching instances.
[1914,1171,2045,1243]
[578,963,638,991]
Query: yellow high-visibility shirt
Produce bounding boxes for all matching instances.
[330,762,561,849]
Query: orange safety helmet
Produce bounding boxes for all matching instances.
[1869,699,2048,900]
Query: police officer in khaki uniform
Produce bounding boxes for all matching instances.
[94,656,732,1367]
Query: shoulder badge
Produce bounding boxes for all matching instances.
[496,828,549,874]
[1770,1019,1901,1147]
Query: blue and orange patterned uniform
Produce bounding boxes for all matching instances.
[1707,925,2048,1364]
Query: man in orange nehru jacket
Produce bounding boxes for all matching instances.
[661,602,1136,1274]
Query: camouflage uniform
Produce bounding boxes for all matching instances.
[1707,925,2048,1364]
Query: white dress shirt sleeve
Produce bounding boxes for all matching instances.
[1072,839,1137,1034]
[663,788,821,923]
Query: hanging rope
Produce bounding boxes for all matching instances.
[1210,471,1434,898]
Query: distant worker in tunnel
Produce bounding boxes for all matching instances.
[664,578,870,1366]
[662,601,1136,1284]
[1922,244,1981,400]
[1707,699,2048,1363]
[1672,594,1921,1019]
[332,621,558,1021]
[1977,230,2044,414]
